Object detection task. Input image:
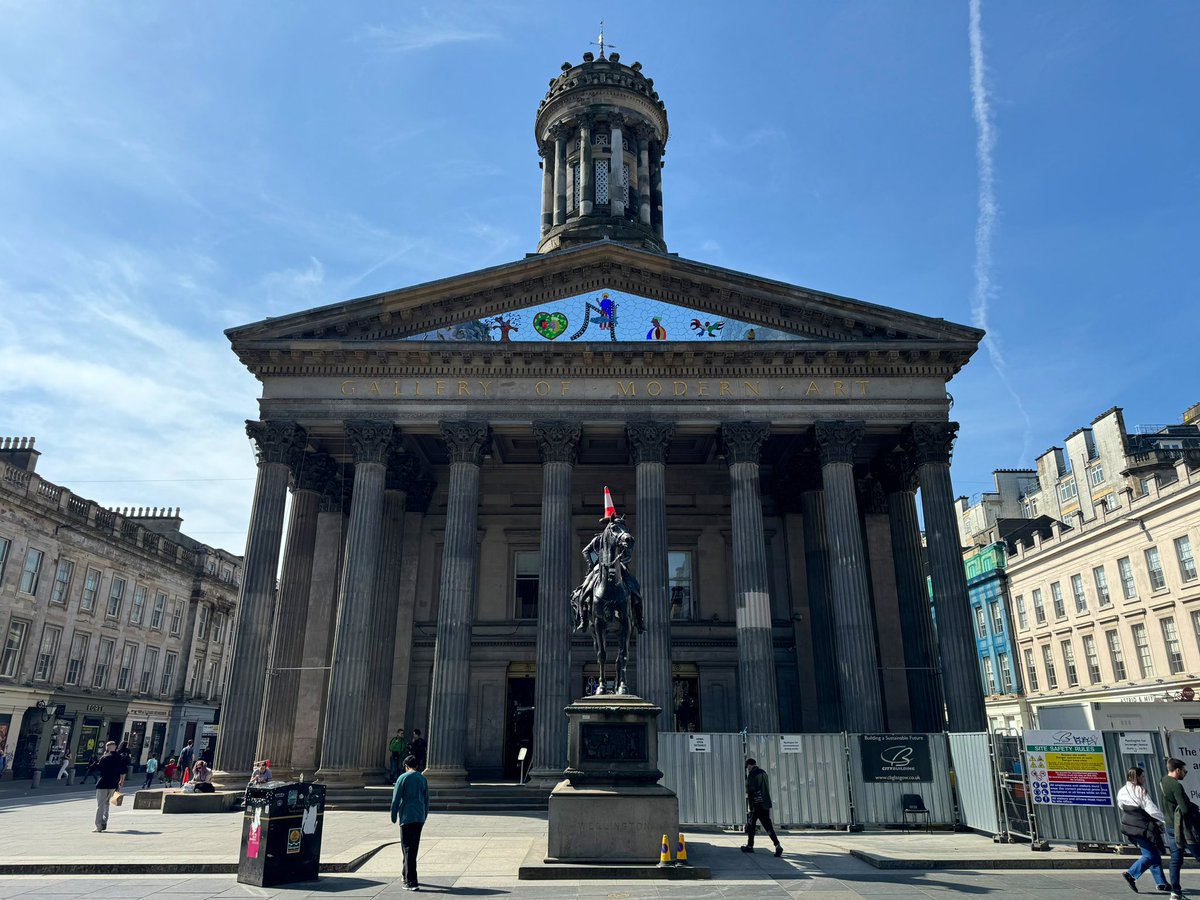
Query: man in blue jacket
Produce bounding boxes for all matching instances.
[390,754,429,891]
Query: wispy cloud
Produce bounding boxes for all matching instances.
[356,15,499,54]
[969,0,1032,461]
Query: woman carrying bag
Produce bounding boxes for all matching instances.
[1118,766,1170,893]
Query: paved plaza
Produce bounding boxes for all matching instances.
[3,783,1200,897]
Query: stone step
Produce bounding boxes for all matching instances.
[322,782,551,812]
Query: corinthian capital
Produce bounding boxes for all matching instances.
[292,450,337,495]
[345,421,394,465]
[875,443,919,494]
[909,422,959,466]
[385,451,422,493]
[533,421,582,465]
[406,475,437,514]
[627,421,673,465]
[720,422,770,466]
[246,420,306,466]
[814,421,864,466]
[440,421,490,465]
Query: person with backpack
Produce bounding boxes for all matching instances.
[1160,758,1200,900]
[1119,766,1169,893]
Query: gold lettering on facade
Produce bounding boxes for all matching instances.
[560,381,571,396]
[673,381,687,397]
[806,381,820,396]
[616,381,636,397]
[478,380,492,397]
[856,380,869,396]
[720,381,733,396]
[340,380,357,396]
[743,381,761,396]
[437,381,447,396]
[833,380,846,397]
[457,381,470,396]
[368,381,381,396]
[414,381,421,396]
[393,381,402,397]
[535,381,551,396]
[647,381,663,397]
[698,381,709,396]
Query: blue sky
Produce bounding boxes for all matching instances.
[0,2,1195,550]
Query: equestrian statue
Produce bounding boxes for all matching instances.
[571,487,645,694]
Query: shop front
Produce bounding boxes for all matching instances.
[125,702,173,770]
[170,700,219,763]
[1,686,54,780]
[49,693,129,775]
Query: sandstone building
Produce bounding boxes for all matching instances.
[218,50,987,785]
[0,438,242,778]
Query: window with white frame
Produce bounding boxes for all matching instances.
[1162,617,1185,674]
[513,551,539,620]
[116,642,138,691]
[80,568,101,612]
[170,600,184,636]
[211,611,223,644]
[998,652,1014,692]
[1024,648,1040,692]
[1094,566,1112,605]
[1032,589,1046,624]
[1058,479,1078,503]
[50,559,75,605]
[150,591,167,630]
[92,638,114,688]
[1131,623,1154,677]
[1118,557,1138,599]
[1061,639,1079,687]
[1106,629,1128,680]
[1,619,29,677]
[990,600,1004,635]
[1042,644,1059,689]
[140,647,158,693]
[33,624,62,682]
[204,661,217,697]
[65,632,89,685]
[974,606,987,639]
[106,576,126,619]
[187,657,202,694]
[982,656,996,694]
[196,605,210,640]
[1082,634,1102,684]
[1088,465,1105,486]
[1051,582,1066,619]
[1145,547,1168,592]
[160,652,177,696]
[1015,595,1028,629]
[130,584,147,625]
[0,536,10,581]
[669,551,695,620]
[1071,574,1088,613]
[18,547,44,595]
[1177,536,1198,583]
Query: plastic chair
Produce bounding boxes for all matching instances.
[901,793,931,832]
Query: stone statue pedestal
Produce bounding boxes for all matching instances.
[545,694,679,864]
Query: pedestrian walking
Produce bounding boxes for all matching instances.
[142,756,159,790]
[163,757,178,786]
[408,729,426,771]
[1119,766,1169,893]
[741,757,783,857]
[1160,758,1200,899]
[56,751,72,781]
[389,729,409,783]
[178,740,194,774]
[90,741,127,833]
[390,755,429,892]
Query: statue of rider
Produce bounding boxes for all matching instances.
[572,487,645,634]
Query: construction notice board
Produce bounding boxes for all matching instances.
[1023,729,1113,806]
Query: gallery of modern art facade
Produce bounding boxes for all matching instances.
[216,50,987,786]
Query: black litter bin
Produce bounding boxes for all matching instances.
[237,781,326,886]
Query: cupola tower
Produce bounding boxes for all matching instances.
[535,49,668,254]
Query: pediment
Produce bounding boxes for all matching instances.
[228,241,981,351]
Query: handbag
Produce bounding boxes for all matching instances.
[110,791,124,807]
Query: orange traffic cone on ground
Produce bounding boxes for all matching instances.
[181,766,190,786]
[676,834,690,866]
[657,833,672,867]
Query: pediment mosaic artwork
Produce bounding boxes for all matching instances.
[403,289,803,343]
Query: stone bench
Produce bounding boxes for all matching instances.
[161,790,242,814]
[133,789,164,810]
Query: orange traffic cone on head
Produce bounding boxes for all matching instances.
[676,834,690,866]
[602,486,617,521]
[657,833,672,867]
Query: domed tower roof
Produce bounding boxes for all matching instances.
[534,49,668,254]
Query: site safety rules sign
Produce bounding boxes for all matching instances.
[1023,729,1113,806]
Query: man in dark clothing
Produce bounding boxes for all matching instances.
[389,730,409,783]
[390,755,429,892]
[178,740,195,773]
[91,741,127,833]
[408,730,427,771]
[1161,758,1200,900]
[741,758,783,857]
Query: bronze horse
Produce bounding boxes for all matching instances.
[572,516,645,694]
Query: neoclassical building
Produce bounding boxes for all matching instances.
[217,50,986,786]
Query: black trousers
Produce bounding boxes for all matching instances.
[745,807,779,847]
[401,821,424,887]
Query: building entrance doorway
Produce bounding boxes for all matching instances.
[504,668,535,781]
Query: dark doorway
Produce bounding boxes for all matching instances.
[149,722,166,763]
[107,720,125,745]
[503,677,535,780]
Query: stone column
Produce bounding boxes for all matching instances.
[610,115,625,217]
[258,451,334,773]
[539,144,553,235]
[552,126,568,227]
[721,422,780,734]
[814,421,884,733]
[879,447,945,732]
[650,141,665,239]
[317,421,393,781]
[912,422,986,732]
[579,116,595,216]
[528,421,581,784]
[216,420,304,778]
[794,450,842,732]
[387,477,435,741]
[627,421,674,721]
[359,448,420,774]
[425,421,490,787]
[636,125,652,226]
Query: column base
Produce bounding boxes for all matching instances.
[525,767,566,790]
[422,766,469,788]
[211,770,252,790]
[314,767,369,786]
